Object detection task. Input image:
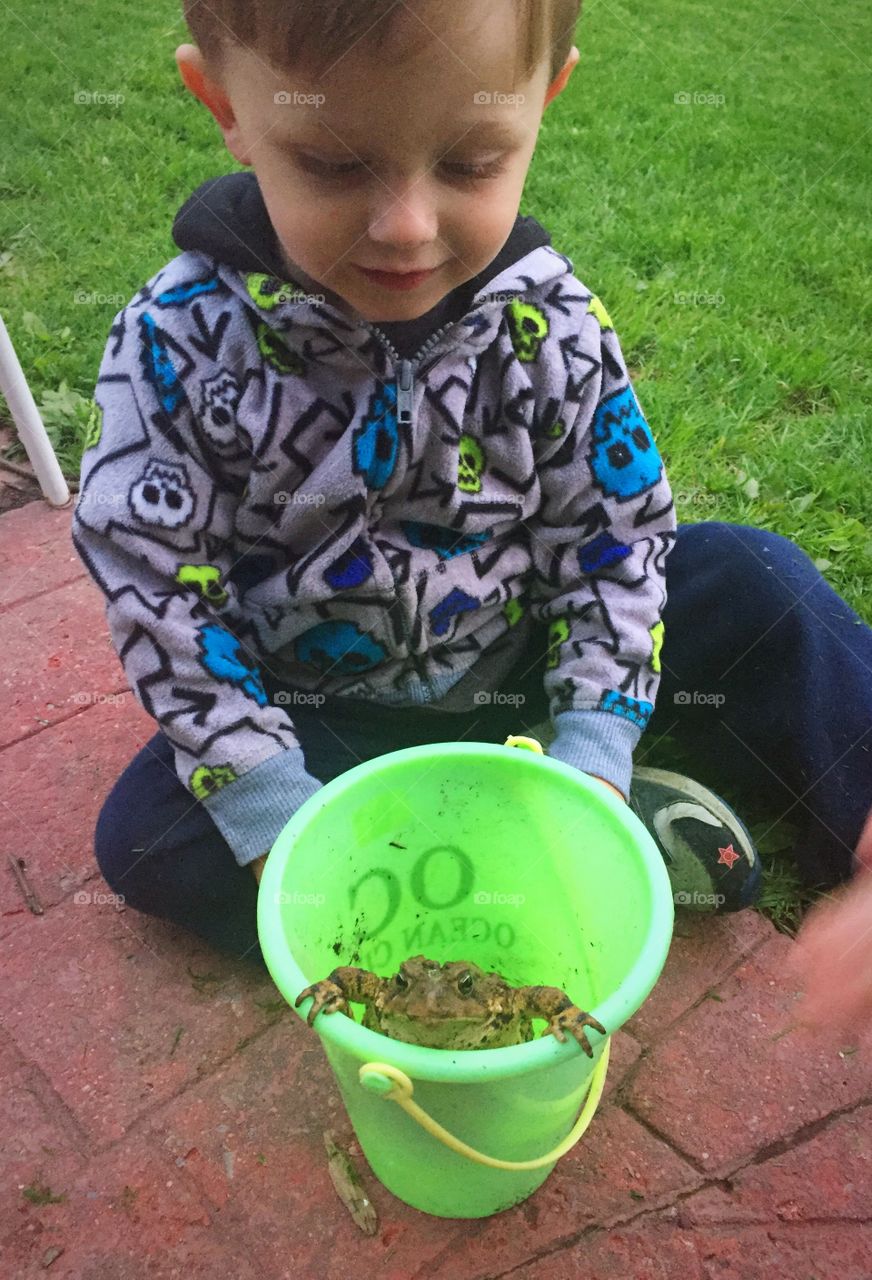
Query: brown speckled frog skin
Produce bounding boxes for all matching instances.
[295,955,607,1055]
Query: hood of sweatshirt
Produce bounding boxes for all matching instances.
[171,171,566,365]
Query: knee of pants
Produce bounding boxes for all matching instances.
[675,521,817,636]
[93,788,156,900]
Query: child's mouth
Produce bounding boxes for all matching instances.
[355,265,439,291]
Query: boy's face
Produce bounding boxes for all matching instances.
[177,0,578,323]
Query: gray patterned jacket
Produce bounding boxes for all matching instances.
[73,187,676,866]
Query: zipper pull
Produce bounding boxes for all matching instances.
[396,360,414,426]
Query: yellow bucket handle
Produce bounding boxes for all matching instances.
[358,1037,610,1171]
[503,734,544,754]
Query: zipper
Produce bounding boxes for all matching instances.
[364,321,457,428]
[362,322,457,692]
[396,359,414,425]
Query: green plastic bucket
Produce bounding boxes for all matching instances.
[257,736,674,1218]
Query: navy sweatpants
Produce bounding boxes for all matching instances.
[94,523,872,966]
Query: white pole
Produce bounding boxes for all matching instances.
[0,314,71,507]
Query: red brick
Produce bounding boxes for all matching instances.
[516,1217,872,1280]
[515,1215,704,1279]
[627,935,872,1169]
[676,1105,872,1226]
[0,1065,87,1236]
[423,1106,699,1279]
[701,1223,872,1279]
[0,503,82,611]
[625,909,776,1044]
[0,577,127,747]
[2,1130,262,1280]
[0,897,286,1144]
[601,1030,643,1102]
[144,1018,478,1280]
[143,1015,692,1279]
[0,693,154,936]
[0,1024,27,1077]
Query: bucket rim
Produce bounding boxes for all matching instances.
[258,740,674,1083]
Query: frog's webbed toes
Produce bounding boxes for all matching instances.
[549,1007,607,1057]
[295,979,349,1026]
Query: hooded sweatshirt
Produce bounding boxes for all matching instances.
[72,171,677,867]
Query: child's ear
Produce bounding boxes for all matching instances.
[175,43,252,166]
[543,45,580,108]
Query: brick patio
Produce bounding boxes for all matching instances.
[1,499,870,1279]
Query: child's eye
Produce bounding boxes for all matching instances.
[296,153,506,183]
[443,159,506,182]
[297,153,362,179]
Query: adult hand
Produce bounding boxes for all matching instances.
[785,806,872,1045]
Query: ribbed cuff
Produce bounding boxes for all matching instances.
[546,709,643,801]
[202,748,323,867]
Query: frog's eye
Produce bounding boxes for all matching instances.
[458,972,474,995]
[395,972,409,990]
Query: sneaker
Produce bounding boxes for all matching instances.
[628,766,762,913]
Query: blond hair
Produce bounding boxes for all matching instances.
[183,0,583,88]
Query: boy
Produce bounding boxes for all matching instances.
[73,0,871,965]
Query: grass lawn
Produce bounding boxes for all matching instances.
[2,0,870,928]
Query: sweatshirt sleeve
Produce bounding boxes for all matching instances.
[71,305,322,867]
[526,296,677,800]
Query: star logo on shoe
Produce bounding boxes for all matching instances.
[718,843,740,869]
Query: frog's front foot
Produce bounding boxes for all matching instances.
[295,979,349,1026]
[548,1006,607,1057]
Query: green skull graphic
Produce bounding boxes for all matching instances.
[190,763,238,800]
[546,616,570,669]
[458,434,485,493]
[255,321,305,376]
[507,300,549,363]
[246,272,307,310]
[176,564,229,608]
[83,399,103,452]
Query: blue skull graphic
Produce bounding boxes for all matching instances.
[352,383,400,489]
[403,521,492,560]
[588,385,663,501]
[429,587,480,637]
[197,623,268,706]
[324,537,374,589]
[295,620,386,674]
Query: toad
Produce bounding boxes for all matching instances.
[295,954,607,1055]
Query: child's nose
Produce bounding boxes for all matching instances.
[368,181,439,249]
